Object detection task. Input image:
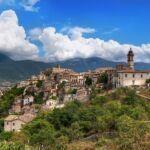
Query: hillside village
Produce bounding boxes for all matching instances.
[3,48,150,133]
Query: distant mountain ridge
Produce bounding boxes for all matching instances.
[0,53,150,82]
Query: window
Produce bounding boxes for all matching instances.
[133,74,135,78]
[141,74,143,78]
[125,74,127,78]
[6,122,9,125]
[13,123,15,126]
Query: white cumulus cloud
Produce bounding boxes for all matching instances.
[20,0,40,12]
[0,10,39,60]
[68,27,95,40]
[29,26,150,63]
[1,9,150,63]
[0,0,40,12]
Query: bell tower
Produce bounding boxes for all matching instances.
[127,48,134,70]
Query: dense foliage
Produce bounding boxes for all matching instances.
[21,88,150,149]
[98,73,108,84]
[36,80,43,88]
[34,92,44,104]
[85,76,92,86]
[1,87,150,149]
[0,86,24,117]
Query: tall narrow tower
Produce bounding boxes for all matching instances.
[127,48,134,70]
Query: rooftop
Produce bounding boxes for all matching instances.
[5,115,18,121]
[96,67,115,71]
[117,69,150,73]
[5,114,35,123]
[19,113,35,123]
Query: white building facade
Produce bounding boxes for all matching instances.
[113,71,150,88]
[112,48,150,88]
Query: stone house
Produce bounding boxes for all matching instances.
[64,94,74,103]
[77,73,85,86]
[75,88,89,102]
[11,96,23,113]
[11,95,34,113]
[4,113,35,132]
[37,73,46,81]
[12,100,22,113]
[31,75,38,81]
[84,71,100,85]
[96,67,115,74]
[52,65,74,74]
[23,95,34,105]
[22,104,39,114]
[42,99,57,111]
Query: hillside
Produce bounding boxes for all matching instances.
[1,87,150,149]
[0,53,150,82]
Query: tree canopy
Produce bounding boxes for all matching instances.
[0,87,150,149]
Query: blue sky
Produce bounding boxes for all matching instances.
[0,0,150,62]
[1,0,150,45]
[2,0,149,45]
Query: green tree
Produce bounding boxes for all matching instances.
[45,101,81,130]
[116,115,149,150]
[58,81,66,90]
[123,89,137,105]
[0,141,24,150]
[146,79,150,84]
[98,73,113,90]
[44,68,52,77]
[0,119,4,133]
[104,101,122,116]
[0,86,24,117]
[85,77,92,87]
[34,92,44,104]
[36,80,43,88]
[91,96,108,106]
[67,122,83,141]
[55,136,68,150]
[68,89,77,95]
[58,81,66,103]
[129,106,148,120]
[98,73,108,84]
[96,137,115,149]
[0,131,13,141]
[23,119,56,150]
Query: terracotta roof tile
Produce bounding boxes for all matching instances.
[19,114,35,123]
[5,115,18,121]
[5,114,35,123]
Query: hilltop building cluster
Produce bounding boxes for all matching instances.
[4,48,150,132]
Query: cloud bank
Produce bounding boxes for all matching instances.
[0,10,39,60]
[0,0,40,12]
[0,10,150,63]
[30,26,150,63]
[20,0,40,12]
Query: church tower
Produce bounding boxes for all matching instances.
[127,48,134,70]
